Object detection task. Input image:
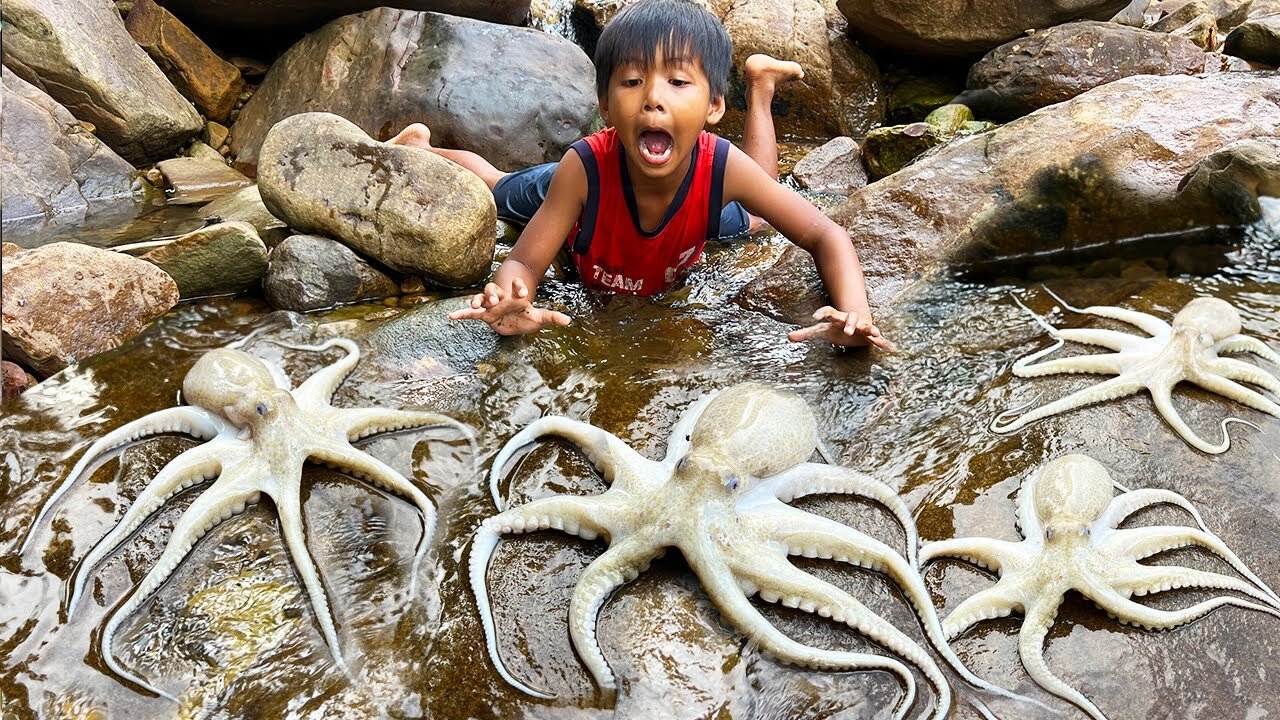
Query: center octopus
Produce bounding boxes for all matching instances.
[992,291,1280,453]
[921,454,1280,720]
[470,383,1038,719]
[19,338,470,700]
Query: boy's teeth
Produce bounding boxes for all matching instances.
[641,130,672,157]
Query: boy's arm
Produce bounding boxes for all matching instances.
[721,146,893,351]
[449,149,589,335]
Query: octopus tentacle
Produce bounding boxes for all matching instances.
[66,438,248,614]
[101,480,261,700]
[307,439,436,597]
[1214,334,1280,364]
[276,486,352,678]
[1208,357,1280,395]
[1041,287,1171,338]
[1189,373,1280,417]
[1013,353,1125,379]
[919,537,1023,574]
[991,376,1146,434]
[687,549,919,720]
[469,496,618,699]
[732,554,949,720]
[331,407,472,444]
[1051,328,1148,353]
[1018,595,1106,720]
[1080,574,1280,630]
[1095,489,1210,533]
[275,338,361,412]
[773,510,1042,707]
[939,582,1027,641]
[488,417,659,510]
[1099,526,1280,605]
[20,406,233,555]
[1149,382,1244,454]
[567,536,665,703]
[748,463,918,567]
[1109,562,1280,610]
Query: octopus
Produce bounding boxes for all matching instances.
[991,290,1280,453]
[470,383,1037,720]
[19,338,469,700]
[921,454,1280,720]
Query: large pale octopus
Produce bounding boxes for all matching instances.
[471,383,1035,719]
[20,338,468,700]
[992,291,1280,453]
[921,454,1280,720]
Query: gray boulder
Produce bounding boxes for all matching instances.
[792,137,868,195]
[140,221,269,298]
[0,67,135,229]
[200,185,291,248]
[1,242,179,377]
[257,112,496,288]
[1224,13,1280,65]
[958,22,1208,120]
[231,8,596,174]
[1,0,202,164]
[835,0,1133,56]
[263,234,400,312]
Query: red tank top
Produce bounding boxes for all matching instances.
[566,127,731,296]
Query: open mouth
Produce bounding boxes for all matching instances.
[638,129,673,165]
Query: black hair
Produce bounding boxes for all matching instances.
[593,0,733,101]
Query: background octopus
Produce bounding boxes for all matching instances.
[19,338,470,700]
[993,291,1280,453]
[470,382,1038,720]
[921,454,1280,720]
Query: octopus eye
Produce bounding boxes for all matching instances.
[726,476,739,491]
[676,457,688,472]
[1044,528,1054,541]
[255,402,267,416]
[1083,526,1091,537]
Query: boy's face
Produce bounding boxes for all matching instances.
[599,49,726,184]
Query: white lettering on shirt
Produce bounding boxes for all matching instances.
[592,265,643,293]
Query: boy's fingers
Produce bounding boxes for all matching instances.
[843,312,858,335]
[788,322,830,342]
[867,334,898,352]
[543,310,572,327]
[513,277,529,299]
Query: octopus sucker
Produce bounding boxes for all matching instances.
[25,338,470,699]
[923,454,1280,719]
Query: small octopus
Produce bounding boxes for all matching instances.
[471,383,1034,720]
[20,338,469,700]
[992,290,1280,453]
[921,454,1280,720]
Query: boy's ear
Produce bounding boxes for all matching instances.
[598,97,610,124]
[706,94,726,126]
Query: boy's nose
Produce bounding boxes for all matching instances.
[644,85,666,112]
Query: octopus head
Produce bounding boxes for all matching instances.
[689,383,818,480]
[675,450,751,497]
[183,349,278,425]
[1172,297,1240,342]
[1032,454,1112,540]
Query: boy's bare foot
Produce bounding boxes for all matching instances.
[744,54,804,93]
[387,122,433,149]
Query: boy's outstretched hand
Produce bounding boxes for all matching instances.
[448,277,572,336]
[787,306,897,352]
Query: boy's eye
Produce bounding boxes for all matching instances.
[622,78,642,87]
[670,79,689,87]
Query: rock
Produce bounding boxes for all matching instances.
[1,242,179,378]
[199,186,291,248]
[154,157,253,205]
[1204,49,1271,68]
[718,0,884,138]
[835,0,1133,56]
[159,0,531,35]
[1170,12,1221,48]
[1,0,202,164]
[1176,137,1280,223]
[1,360,38,404]
[957,21,1207,120]
[861,122,945,180]
[923,103,973,134]
[124,0,244,122]
[139,221,269,298]
[884,72,962,123]
[1149,0,1208,30]
[0,67,136,229]
[1224,13,1280,64]
[739,73,1280,321]
[230,8,596,174]
[257,112,496,287]
[203,121,230,150]
[792,137,868,194]
[263,234,400,311]
[187,141,227,164]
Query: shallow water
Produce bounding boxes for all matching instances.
[1,212,1278,719]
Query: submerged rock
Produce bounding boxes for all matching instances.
[257,112,496,287]
[263,234,400,311]
[140,221,269,298]
[1,0,201,164]
[792,137,868,195]
[0,67,136,229]
[1,242,179,377]
[230,8,596,173]
[124,0,244,122]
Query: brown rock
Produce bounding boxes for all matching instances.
[1170,12,1221,48]
[1224,12,1280,64]
[140,221,269,298]
[125,0,244,122]
[1,361,37,404]
[154,156,253,205]
[199,185,291,248]
[1,242,179,378]
[1149,0,1208,30]
[792,137,868,194]
[203,120,230,149]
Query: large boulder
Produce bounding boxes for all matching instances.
[257,112,496,288]
[958,21,1209,120]
[139,221,269,298]
[124,0,245,123]
[263,233,400,312]
[739,73,1280,321]
[0,67,136,229]
[1224,13,1280,65]
[1,0,202,164]
[158,0,530,34]
[1,242,179,377]
[230,8,596,174]
[1176,137,1280,221]
[835,0,1133,56]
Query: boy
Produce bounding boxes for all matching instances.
[390,0,891,350]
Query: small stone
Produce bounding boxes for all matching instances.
[154,156,252,205]
[187,140,227,164]
[792,137,868,195]
[2,360,37,404]
[203,120,230,149]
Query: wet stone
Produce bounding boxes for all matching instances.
[792,137,868,195]
[140,221,269,299]
[154,157,253,205]
[262,234,399,312]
